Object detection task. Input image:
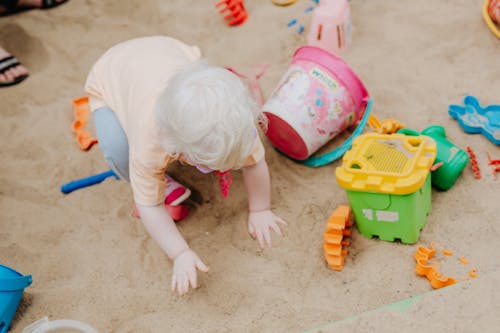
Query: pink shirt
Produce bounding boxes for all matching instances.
[85,36,264,206]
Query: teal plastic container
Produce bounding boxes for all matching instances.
[0,265,32,333]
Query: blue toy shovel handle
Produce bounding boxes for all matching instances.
[299,98,373,167]
[61,170,118,194]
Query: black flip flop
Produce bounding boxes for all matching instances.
[0,0,68,16]
[41,0,68,9]
[0,55,29,87]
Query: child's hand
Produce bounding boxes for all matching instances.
[248,210,287,248]
[171,248,209,295]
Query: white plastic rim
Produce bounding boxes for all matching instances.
[45,319,99,333]
[23,317,99,333]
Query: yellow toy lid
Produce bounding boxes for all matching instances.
[335,133,437,194]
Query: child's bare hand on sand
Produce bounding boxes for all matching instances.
[171,248,209,295]
[248,210,287,248]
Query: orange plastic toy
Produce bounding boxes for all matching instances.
[367,114,405,134]
[215,0,248,26]
[414,244,478,289]
[72,96,98,151]
[414,245,457,289]
[323,205,353,271]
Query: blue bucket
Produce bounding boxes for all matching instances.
[0,265,32,333]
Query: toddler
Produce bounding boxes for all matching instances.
[85,36,286,295]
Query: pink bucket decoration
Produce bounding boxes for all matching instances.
[263,46,369,160]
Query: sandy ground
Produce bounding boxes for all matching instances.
[1,0,499,332]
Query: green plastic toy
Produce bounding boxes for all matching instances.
[398,126,469,191]
[336,133,437,244]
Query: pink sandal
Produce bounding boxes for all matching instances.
[164,174,191,205]
[133,175,191,221]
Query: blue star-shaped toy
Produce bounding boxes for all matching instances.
[448,95,500,145]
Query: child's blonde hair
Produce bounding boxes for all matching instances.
[155,61,260,171]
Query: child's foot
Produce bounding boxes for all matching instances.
[132,204,189,222]
[164,174,191,206]
[133,175,191,221]
[0,47,29,87]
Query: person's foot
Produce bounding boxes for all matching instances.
[164,174,192,206]
[0,0,68,14]
[17,0,66,9]
[0,47,29,87]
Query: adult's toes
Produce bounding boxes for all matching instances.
[3,69,15,81]
[13,65,29,77]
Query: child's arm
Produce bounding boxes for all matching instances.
[242,158,287,248]
[136,203,209,295]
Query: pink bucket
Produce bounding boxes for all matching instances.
[263,46,369,160]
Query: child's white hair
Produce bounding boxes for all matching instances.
[155,61,261,170]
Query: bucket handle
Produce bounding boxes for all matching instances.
[299,98,373,167]
[0,275,32,292]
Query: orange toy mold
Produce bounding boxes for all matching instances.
[442,248,453,256]
[414,244,478,289]
[459,257,470,265]
[414,245,457,289]
[323,205,353,271]
[215,0,248,26]
[72,96,98,151]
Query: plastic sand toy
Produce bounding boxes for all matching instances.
[215,0,248,26]
[263,46,370,166]
[448,95,500,145]
[22,317,98,333]
[0,265,32,333]
[72,96,98,151]
[323,205,353,271]
[336,133,436,244]
[483,0,500,38]
[414,243,478,289]
[466,147,482,179]
[399,126,470,191]
[306,0,352,55]
[60,169,119,194]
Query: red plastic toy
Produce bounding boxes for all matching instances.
[489,0,500,23]
[215,0,248,26]
[466,146,481,179]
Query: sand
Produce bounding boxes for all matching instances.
[1,0,499,332]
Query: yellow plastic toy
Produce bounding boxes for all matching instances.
[483,0,500,38]
[336,133,437,244]
[271,0,299,5]
[368,114,405,134]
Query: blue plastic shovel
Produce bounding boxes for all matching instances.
[61,170,119,194]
